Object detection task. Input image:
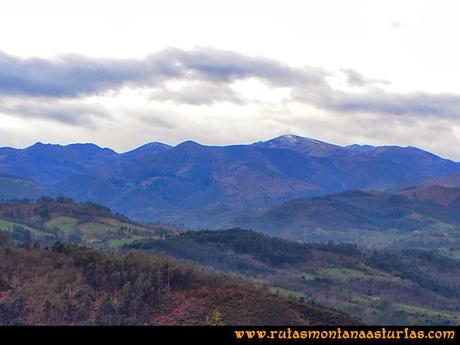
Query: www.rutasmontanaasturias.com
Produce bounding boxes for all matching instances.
[234,327,456,341]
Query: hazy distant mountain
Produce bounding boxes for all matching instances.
[347,144,459,178]
[0,174,48,200]
[425,171,460,189]
[0,142,119,186]
[230,185,460,249]
[0,135,459,222]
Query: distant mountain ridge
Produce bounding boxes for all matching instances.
[0,174,48,200]
[229,185,460,249]
[425,171,460,189]
[0,135,459,222]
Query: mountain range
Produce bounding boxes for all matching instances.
[1,135,459,224]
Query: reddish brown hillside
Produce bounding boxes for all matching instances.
[425,172,460,189]
[0,243,356,326]
[400,185,460,206]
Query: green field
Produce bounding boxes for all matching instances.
[298,272,316,281]
[350,293,380,306]
[106,236,146,248]
[271,287,307,299]
[395,303,460,323]
[322,267,368,279]
[438,248,460,260]
[45,216,78,232]
[98,218,148,232]
[79,222,117,238]
[0,218,53,239]
[76,218,158,244]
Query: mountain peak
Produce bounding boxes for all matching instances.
[144,142,171,148]
[176,140,203,148]
[67,142,101,148]
[122,141,171,159]
[253,134,344,156]
[66,143,118,155]
[273,134,323,144]
[26,142,62,150]
[29,142,51,147]
[26,142,117,155]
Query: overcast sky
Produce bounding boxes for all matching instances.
[1,0,460,160]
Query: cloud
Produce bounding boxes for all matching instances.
[0,48,323,98]
[170,48,326,87]
[0,98,109,126]
[293,87,460,118]
[0,50,182,97]
[340,69,390,87]
[133,109,180,130]
[1,47,460,121]
[390,21,403,30]
[151,81,245,106]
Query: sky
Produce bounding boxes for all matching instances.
[1,0,460,160]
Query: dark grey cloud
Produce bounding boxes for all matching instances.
[1,47,460,120]
[0,48,324,98]
[0,100,109,126]
[293,87,460,118]
[329,91,460,117]
[0,50,182,97]
[171,48,326,87]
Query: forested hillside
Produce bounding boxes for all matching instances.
[126,229,460,325]
[0,241,354,325]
